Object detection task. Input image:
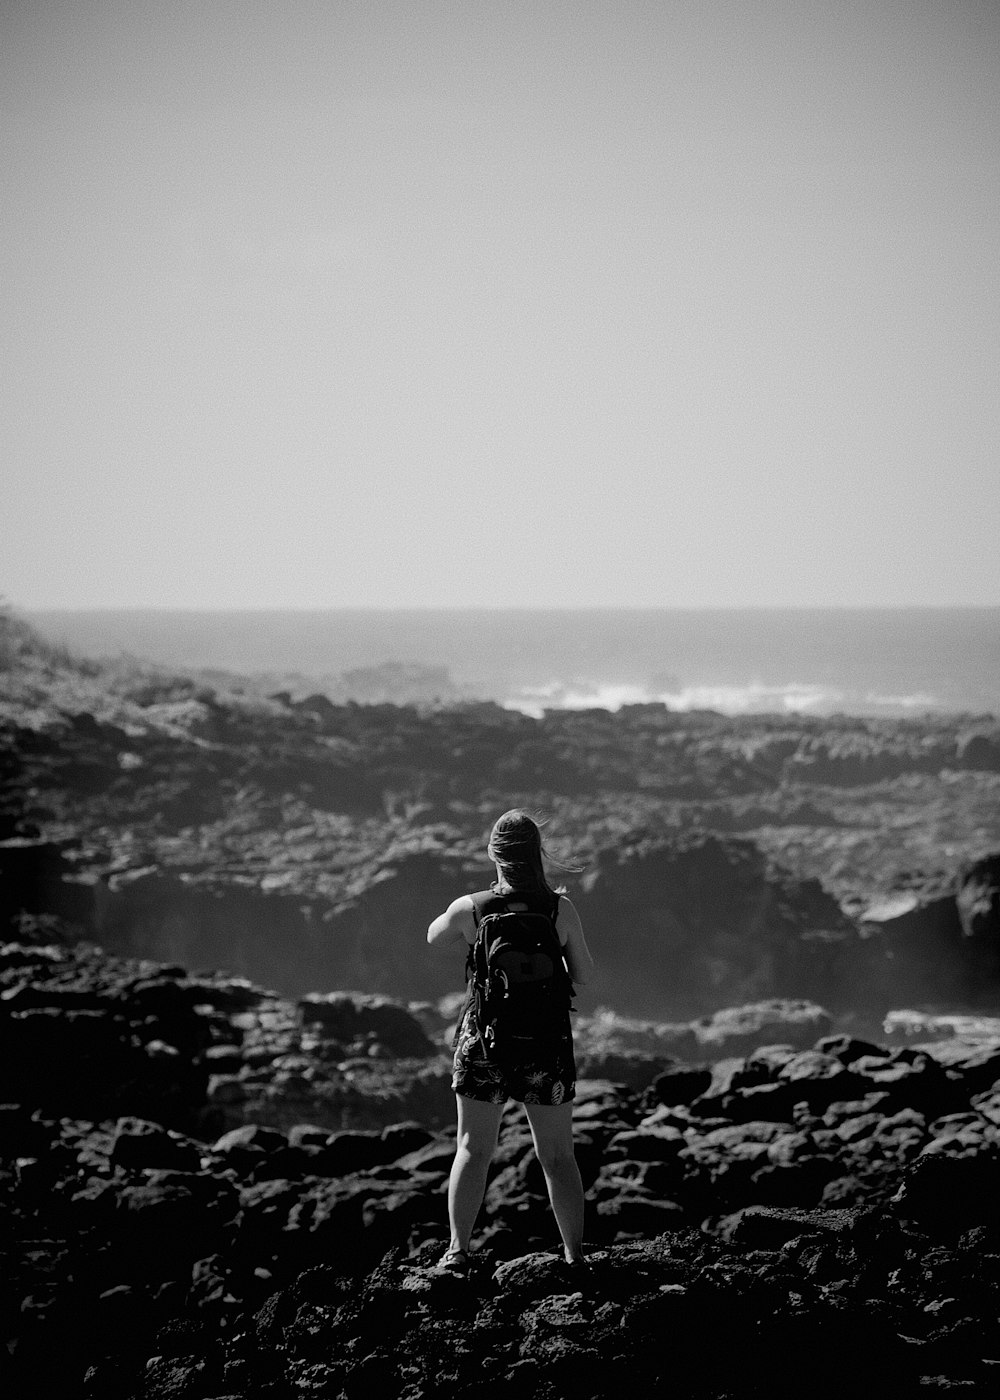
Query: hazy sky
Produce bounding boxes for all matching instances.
[5,0,999,608]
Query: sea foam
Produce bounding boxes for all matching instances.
[25,607,1000,719]
[504,680,945,718]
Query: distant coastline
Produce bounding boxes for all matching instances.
[25,606,1000,718]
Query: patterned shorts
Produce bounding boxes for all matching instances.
[451,1007,576,1106]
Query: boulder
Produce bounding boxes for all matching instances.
[603,1127,685,1163]
[111,1175,236,1268]
[715,1204,860,1250]
[493,1251,591,1297]
[942,1042,1000,1096]
[297,993,435,1057]
[380,1121,434,1157]
[770,1051,861,1112]
[856,894,970,1004]
[575,1050,670,1088]
[814,1034,888,1064]
[891,1150,1000,1230]
[956,732,1000,771]
[746,1158,843,1207]
[110,1117,202,1172]
[213,1124,288,1157]
[971,1088,1000,1127]
[649,1065,713,1106]
[594,1192,684,1238]
[956,852,1000,972]
[321,1129,399,1174]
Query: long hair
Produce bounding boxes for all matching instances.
[487,809,579,896]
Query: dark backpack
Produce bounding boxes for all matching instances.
[464,889,575,1061]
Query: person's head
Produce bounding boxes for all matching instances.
[488,808,555,894]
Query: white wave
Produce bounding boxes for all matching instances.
[504,679,945,718]
[503,682,650,718]
[658,683,834,714]
[862,691,940,710]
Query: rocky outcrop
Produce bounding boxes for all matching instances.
[782,732,954,785]
[0,941,454,1139]
[575,836,857,1015]
[8,825,1000,1019]
[957,852,1000,981]
[4,647,1000,1015]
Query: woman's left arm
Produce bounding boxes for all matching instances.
[557,897,595,985]
[427,895,476,949]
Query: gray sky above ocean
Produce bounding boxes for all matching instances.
[6,1,998,609]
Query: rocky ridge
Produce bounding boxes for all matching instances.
[2,640,998,1017]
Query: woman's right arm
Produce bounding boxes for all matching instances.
[557,897,595,985]
[427,895,476,950]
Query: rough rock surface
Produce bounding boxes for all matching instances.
[2,621,999,1018]
[3,942,1000,1397]
[4,616,1000,1394]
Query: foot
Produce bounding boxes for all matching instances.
[438,1247,471,1274]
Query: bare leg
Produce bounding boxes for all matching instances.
[447,1094,504,1253]
[524,1102,585,1263]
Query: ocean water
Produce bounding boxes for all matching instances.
[27,607,1000,718]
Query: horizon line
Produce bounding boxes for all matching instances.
[18,602,1000,615]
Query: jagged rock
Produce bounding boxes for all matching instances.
[891,1150,1000,1230]
[392,1138,454,1175]
[815,1033,888,1063]
[604,1126,685,1162]
[940,1042,1000,1095]
[956,732,1000,771]
[4,937,1000,1395]
[492,1250,589,1296]
[319,1129,399,1174]
[956,850,1000,954]
[110,1117,203,1172]
[715,1203,861,1250]
[717,1082,801,1122]
[971,1088,1000,1127]
[106,1174,238,1273]
[649,1064,713,1104]
[0,838,74,931]
[380,1120,434,1156]
[298,992,436,1057]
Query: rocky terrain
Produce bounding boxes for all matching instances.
[1,610,998,1021]
[2,610,1000,1395]
[3,938,1000,1397]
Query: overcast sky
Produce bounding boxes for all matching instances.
[5,0,999,609]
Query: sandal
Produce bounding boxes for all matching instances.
[438,1247,470,1274]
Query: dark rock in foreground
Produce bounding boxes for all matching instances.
[3,941,1000,1396]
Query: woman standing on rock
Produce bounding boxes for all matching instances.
[427,809,594,1271]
